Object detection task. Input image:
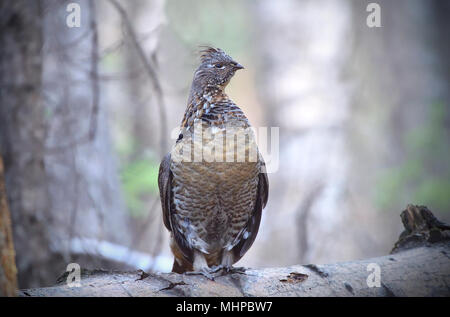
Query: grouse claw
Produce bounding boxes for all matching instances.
[185,268,216,281]
[185,266,247,281]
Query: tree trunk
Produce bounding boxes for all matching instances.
[0,0,54,289]
[18,205,450,297]
[1,0,136,289]
[0,155,18,297]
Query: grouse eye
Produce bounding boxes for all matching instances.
[214,63,225,69]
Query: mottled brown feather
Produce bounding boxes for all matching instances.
[158,153,194,266]
[158,47,269,273]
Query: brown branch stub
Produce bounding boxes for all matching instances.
[279,272,308,284]
[135,269,150,281]
[391,204,450,254]
[0,155,18,296]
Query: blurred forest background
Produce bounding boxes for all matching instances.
[0,0,449,289]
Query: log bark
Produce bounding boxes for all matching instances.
[0,155,18,296]
[19,205,450,297]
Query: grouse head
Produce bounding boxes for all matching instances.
[192,46,244,92]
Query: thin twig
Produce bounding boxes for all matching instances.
[88,0,99,141]
[296,183,324,263]
[122,196,160,265]
[44,0,100,154]
[108,0,168,157]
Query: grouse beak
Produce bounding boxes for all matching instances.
[233,63,244,70]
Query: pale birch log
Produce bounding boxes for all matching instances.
[19,205,450,297]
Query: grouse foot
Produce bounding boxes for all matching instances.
[185,266,247,281]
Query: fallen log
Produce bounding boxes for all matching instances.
[19,205,450,297]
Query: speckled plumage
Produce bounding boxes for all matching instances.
[158,47,268,274]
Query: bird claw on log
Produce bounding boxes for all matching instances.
[184,266,247,281]
[220,266,247,275]
[185,269,216,281]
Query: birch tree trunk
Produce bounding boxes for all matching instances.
[0,0,54,289]
[0,0,134,289]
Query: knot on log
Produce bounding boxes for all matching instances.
[391,204,450,254]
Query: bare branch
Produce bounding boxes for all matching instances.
[44,0,100,154]
[108,0,168,157]
[88,0,99,141]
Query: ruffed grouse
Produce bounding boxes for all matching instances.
[158,47,269,278]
